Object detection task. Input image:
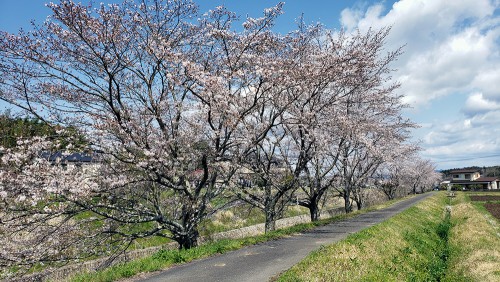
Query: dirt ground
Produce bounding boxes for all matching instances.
[469,195,500,202]
[484,203,500,220]
[468,195,500,220]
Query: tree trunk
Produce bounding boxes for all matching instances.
[383,185,396,200]
[309,203,320,221]
[355,198,363,210]
[263,185,278,233]
[344,191,353,213]
[174,228,199,250]
[308,195,320,221]
[389,191,395,200]
[175,202,202,249]
[265,211,276,233]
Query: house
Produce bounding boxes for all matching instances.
[41,151,101,163]
[443,168,499,190]
[450,169,481,181]
[40,151,102,174]
[473,177,500,189]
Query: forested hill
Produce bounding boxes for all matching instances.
[0,113,86,149]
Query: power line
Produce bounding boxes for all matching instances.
[433,154,500,163]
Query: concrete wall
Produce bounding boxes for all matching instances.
[13,194,387,282]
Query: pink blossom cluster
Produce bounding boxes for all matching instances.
[0,0,436,274]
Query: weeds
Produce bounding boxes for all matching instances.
[53,196,411,282]
[68,213,355,282]
[444,192,500,282]
[278,193,455,281]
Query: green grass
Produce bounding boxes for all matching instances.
[444,192,500,281]
[68,215,351,282]
[199,201,333,236]
[1,192,410,281]
[66,195,414,282]
[278,192,455,281]
[67,197,409,282]
[67,192,500,282]
[278,192,500,282]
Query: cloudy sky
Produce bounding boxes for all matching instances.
[1,0,499,170]
[337,0,500,170]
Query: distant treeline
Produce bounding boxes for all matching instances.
[441,166,500,177]
[0,112,86,149]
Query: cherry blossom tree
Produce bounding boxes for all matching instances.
[0,1,289,271]
[0,136,112,271]
[378,155,441,199]
[406,158,441,194]
[235,126,299,233]
[231,27,310,232]
[284,25,352,221]
[375,161,404,200]
[0,0,430,275]
[374,145,420,200]
[326,28,415,213]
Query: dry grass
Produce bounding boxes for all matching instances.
[278,193,450,281]
[446,193,500,282]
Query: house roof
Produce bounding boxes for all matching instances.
[449,169,480,174]
[450,180,473,184]
[449,177,498,185]
[41,151,101,163]
[474,177,499,182]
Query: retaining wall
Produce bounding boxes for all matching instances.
[10,203,378,281]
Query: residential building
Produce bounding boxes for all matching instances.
[443,168,499,190]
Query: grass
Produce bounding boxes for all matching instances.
[68,218,342,282]
[67,196,408,282]
[278,192,455,281]
[444,192,500,282]
[199,198,343,236]
[63,192,500,282]
[278,191,500,282]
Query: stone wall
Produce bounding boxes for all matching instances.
[11,203,373,281]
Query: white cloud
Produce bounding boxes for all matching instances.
[340,7,362,31]
[340,0,499,108]
[471,67,500,102]
[340,0,500,169]
[462,92,500,116]
[420,113,500,169]
[468,110,500,127]
[421,111,500,168]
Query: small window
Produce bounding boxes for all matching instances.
[465,174,470,179]
[453,174,459,178]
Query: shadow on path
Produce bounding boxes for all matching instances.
[137,193,434,282]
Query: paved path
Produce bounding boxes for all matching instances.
[137,193,434,282]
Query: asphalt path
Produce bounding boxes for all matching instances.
[137,193,434,282]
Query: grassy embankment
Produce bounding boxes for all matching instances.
[5,196,336,280]
[68,218,340,282]
[278,192,500,282]
[66,196,399,282]
[445,192,500,281]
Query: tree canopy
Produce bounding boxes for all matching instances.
[0,0,438,275]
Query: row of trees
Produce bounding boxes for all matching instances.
[0,0,440,272]
[0,112,87,150]
[0,112,57,148]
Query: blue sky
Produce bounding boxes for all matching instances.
[1,0,499,170]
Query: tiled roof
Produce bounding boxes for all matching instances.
[474,177,499,182]
[40,151,101,163]
[449,169,480,173]
[450,180,473,184]
[450,178,498,184]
